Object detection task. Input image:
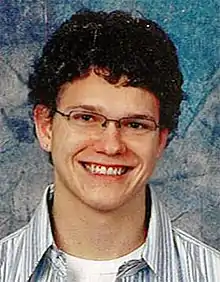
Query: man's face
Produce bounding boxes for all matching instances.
[35,72,168,212]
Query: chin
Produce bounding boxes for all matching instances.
[84,196,125,213]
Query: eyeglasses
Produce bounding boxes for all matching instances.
[54,108,160,136]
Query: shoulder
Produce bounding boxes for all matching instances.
[0,224,29,258]
[173,227,220,257]
[0,224,30,277]
[1,223,29,242]
[173,227,220,281]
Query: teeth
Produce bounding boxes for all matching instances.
[99,166,107,174]
[107,167,114,174]
[91,164,96,173]
[84,163,127,176]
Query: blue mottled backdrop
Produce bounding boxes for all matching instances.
[0,1,219,250]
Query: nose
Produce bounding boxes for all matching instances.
[93,122,126,156]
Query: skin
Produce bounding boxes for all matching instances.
[34,70,168,260]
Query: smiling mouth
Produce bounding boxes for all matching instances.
[80,162,130,176]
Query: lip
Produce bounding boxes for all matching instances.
[79,161,132,178]
[79,161,133,169]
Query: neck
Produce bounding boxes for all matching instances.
[51,184,149,260]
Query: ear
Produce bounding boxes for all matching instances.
[34,105,53,152]
[156,128,169,159]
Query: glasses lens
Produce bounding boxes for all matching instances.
[67,110,157,135]
[120,117,157,134]
[69,111,105,129]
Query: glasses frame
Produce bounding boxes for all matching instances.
[54,108,160,132]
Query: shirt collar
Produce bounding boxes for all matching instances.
[142,187,177,278]
[22,184,54,281]
[21,184,176,280]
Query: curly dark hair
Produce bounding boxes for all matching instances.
[28,9,184,149]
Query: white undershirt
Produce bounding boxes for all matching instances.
[64,243,145,282]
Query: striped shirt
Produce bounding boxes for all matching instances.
[0,184,219,282]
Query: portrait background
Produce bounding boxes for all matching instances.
[0,0,219,250]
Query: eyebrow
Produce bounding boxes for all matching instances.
[65,104,156,119]
[78,104,103,112]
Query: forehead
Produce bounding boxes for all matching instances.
[58,72,160,117]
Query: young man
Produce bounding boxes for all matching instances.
[0,9,219,282]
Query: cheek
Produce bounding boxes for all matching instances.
[51,126,93,161]
[129,135,159,157]
[51,124,73,161]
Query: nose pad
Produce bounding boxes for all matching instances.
[101,119,121,129]
[101,120,107,128]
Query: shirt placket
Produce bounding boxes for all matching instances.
[50,247,67,281]
[115,259,149,282]
[30,247,67,281]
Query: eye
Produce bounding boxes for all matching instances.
[122,118,156,131]
[70,112,92,121]
[128,122,144,129]
[80,114,94,122]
